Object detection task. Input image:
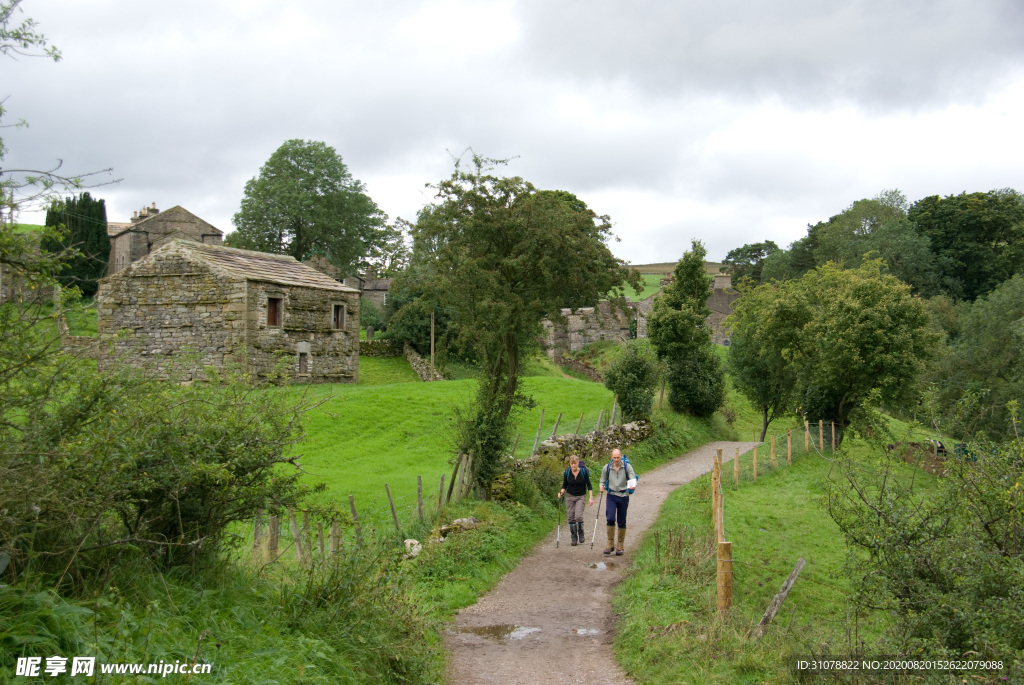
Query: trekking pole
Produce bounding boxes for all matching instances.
[556,494,562,548]
[591,491,604,550]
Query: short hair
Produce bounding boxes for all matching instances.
[569,455,580,465]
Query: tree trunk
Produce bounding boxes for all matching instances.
[760,407,769,442]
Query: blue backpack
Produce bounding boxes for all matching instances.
[603,455,639,494]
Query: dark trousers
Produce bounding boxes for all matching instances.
[605,493,629,528]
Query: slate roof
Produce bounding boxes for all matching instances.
[153,239,358,292]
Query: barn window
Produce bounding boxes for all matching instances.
[267,297,282,327]
[298,352,308,374]
[333,304,346,330]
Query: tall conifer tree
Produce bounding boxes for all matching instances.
[42,192,109,296]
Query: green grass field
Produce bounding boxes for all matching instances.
[280,375,617,521]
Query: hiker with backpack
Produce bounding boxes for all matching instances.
[599,448,638,556]
[557,455,593,546]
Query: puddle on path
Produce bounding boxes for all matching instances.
[572,628,600,636]
[588,561,618,570]
[452,625,541,641]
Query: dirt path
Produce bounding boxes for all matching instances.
[445,441,757,685]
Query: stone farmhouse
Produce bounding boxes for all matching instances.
[107,204,224,275]
[342,267,392,312]
[97,239,360,383]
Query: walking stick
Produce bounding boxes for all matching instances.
[556,494,562,548]
[591,490,604,550]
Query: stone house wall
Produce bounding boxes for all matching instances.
[541,301,632,354]
[244,281,359,382]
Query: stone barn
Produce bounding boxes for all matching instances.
[97,239,360,382]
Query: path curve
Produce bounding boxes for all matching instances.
[446,441,757,685]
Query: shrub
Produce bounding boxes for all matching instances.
[603,340,661,421]
[360,298,383,330]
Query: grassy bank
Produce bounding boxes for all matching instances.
[612,422,941,684]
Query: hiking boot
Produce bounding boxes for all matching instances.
[615,527,626,556]
[570,522,579,546]
[576,522,586,544]
[603,524,615,555]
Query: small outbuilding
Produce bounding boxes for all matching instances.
[97,239,360,382]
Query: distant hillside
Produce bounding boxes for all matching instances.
[631,261,726,276]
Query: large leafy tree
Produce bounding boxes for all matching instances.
[230,139,387,274]
[410,155,640,488]
[909,189,1024,302]
[725,282,798,440]
[748,261,937,446]
[40,192,108,296]
[647,240,725,417]
[721,240,779,286]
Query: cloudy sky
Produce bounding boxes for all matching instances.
[4,0,1024,264]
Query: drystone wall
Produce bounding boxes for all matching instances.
[360,339,403,357]
[552,351,603,382]
[404,343,444,381]
[489,420,652,500]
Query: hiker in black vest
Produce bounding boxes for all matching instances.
[558,455,593,546]
[600,448,637,556]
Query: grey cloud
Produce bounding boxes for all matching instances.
[515,0,1024,109]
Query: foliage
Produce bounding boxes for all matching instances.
[825,426,1024,668]
[39,192,109,296]
[647,240,725,417]
[359,298,383,330]
[738,260,937,446]
[407,154,640,488]
[229,139,387,275]
[725,282,797,440]
[603,340,662,421]
[909,188,1024,302]
[926,275,1024,440]
[721,239,779,287]
[366,217,411,277]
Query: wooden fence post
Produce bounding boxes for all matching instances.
[787,430,792,465]
[438,474,445,515]
[417,476,424,524]
[610,395,618,426]
[510,432,521,458]
[594,409,604,432]
[832,421,836,451]
[805,421,810,451]
[753,444,758,480]
[734,447,739,486]
[253,510,263,557]
[461,453,474,499]
[712,452,721,542]
[267,515,279,560]
[753,558,806,638]
[770,436,777,469]
[386,484,400,531]
[349,495,363,548]
[549,413,562,439]
[531,409,545,456]
[329,520,340,555]
[302,509,310,554]
[317,521,325,557]
[717,541,733,614]
[288,510,306,565]
[446,454,462,503]
[574,412,585,435]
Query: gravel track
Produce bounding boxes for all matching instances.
[446,441,758,685]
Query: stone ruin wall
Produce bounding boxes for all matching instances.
[542,301,632,355]
[404,343,444,381]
